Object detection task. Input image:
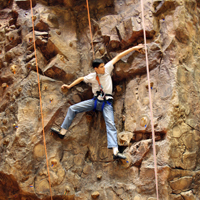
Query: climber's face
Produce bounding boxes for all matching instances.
[94,63,105,74]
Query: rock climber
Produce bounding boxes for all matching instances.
[51,44,144,159]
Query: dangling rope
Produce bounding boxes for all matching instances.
[30,1,53,199]
[140,0,159,199]
[86,0,95,59]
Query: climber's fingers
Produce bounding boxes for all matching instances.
[61,84,70,90]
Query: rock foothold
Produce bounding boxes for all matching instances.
[10,64,17,73]
[91,191,100,199]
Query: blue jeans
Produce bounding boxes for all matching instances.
[61,99,118,149]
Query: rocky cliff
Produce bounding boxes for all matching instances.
[0,0,200,199]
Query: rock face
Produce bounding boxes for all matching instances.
[0,0,200,199]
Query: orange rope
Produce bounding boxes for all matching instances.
[86,0,95,59]
[30,1,53,199]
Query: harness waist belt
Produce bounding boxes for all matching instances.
[95,91,113,100]
[93,96,113,111]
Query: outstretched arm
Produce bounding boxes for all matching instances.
[61,77,84,90]
[111,44,144,65]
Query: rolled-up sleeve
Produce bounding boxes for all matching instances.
[105,61,114,74]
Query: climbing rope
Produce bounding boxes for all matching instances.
[86,0,95,59]
[30,0,53,199]
[140,0,159,199]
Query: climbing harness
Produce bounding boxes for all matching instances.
[93,75,113,111]
[140,0,159,199]
[96,75,105,99]
[30,0,53,199]
[93,96,113,111]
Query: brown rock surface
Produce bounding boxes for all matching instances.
[0,0,200,200]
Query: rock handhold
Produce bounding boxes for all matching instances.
[2,83,8,88]
[10,64,17,74]
[65,185,71,193]
[118,131,133,146]
[120,153,131,168]
[91,191,100,199]
[140,115,149,128]
[97,174,102,180]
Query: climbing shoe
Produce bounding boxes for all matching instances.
[51,127,65,139]
[113,152,126,160]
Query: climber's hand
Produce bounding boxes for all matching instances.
[137,44,144,48]
[61,84,70,90]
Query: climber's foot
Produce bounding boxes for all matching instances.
[113,152,126,160]
[51,127,65,139]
